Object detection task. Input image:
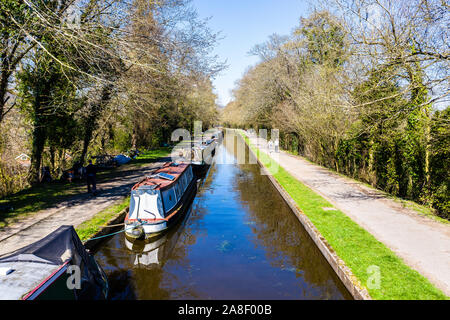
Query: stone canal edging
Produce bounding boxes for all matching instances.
[239,131,372,300]
[83,207,129,251]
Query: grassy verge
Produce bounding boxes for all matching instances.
[0,148,172,229]
[240,130,448,300]
[388,196,449,225]
[76,196,130,242]
[130,147,172,167]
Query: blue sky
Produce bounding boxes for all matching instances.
[192,0,309,106]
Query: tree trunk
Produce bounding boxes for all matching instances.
[0,58,9,123]
[27,75,51,185]
[80,84,114,164]
[50,145,56,175]
[368,138,375,186]
[28,118,47,185]
[131,127,137,149]
[424,106,431,195]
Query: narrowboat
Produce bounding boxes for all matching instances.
[175,130,222,176]
[124,162,197,241]
[191,139,216,167]
[0,226,109,300]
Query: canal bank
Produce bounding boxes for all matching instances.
[239,129,448,300]
[93,131,353,300]
[77,198,130,251]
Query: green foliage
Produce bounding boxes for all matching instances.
[111,127,132,153]
[335,64,447,216]
[16,43,79,182]
[225,7,448,219]
[1,0,222,194]
[296,10,347,67]
[429,109,450,218]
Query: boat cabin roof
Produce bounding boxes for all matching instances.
[132,162,190,191]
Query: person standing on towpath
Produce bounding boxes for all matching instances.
[86,160,98,195]
[274,139,279,153]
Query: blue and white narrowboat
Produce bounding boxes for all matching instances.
[124,162,196,241]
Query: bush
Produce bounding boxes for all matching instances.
[0,160,29,198]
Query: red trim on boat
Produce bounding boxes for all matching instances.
[22,261,70,300]
[126,205,181,223]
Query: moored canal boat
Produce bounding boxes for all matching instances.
[175,131,221,177]
[0,226,109,300]
[190,138,217,177]
[124,162,197,241]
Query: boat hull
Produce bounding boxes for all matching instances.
[192,163,210,178]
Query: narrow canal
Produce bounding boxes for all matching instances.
[94,131,352,300]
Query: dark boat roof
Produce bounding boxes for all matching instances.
[0,226,104,300]
[0,225,90,265]
[132,162,191,191]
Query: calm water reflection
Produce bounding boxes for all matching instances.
[94,131,352,300]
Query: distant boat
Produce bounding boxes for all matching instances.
[124,162,197,241]
[0,226,109,300]
[176,128,222,176]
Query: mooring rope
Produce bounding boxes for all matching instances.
[87,222,143,241]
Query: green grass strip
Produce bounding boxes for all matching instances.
[239,131,448,300]
[76,196,130,242]
[130,147,172,166]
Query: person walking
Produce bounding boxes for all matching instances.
[86,160,97,195]
[274,139,279,153]
[268,140,273,153]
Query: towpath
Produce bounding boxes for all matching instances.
[245,132,450,296]
[0,160,168,256]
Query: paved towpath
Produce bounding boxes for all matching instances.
[0,160,167,256]
[246,132,450,296]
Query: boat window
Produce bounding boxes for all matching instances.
[162,188,177,214]
[179,172,186,191]
[178,173,184,191]
[174,181,182,200]
[186,167,192,182]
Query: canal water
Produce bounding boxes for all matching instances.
[94,131,352,300]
